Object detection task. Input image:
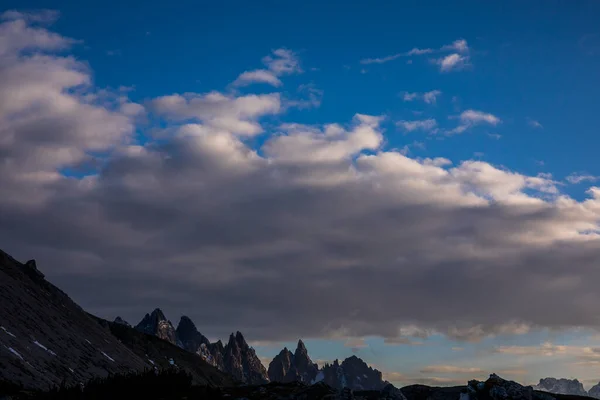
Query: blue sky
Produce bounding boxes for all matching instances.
[8,0,600,196]
[3,0,600,389]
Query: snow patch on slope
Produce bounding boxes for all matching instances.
[33,340,57,356]
[1,326,16,338]
[101,351,115,362]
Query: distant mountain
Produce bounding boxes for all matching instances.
[135,308,179,345]
[321,355,388,391]
[588,382,600,399]
[534,378,588,397]
[268,339,320,384]
[268,340,386,391]
[175,315,224,370]
[223,331,269,384]
[114,316,131,327]
[134,310,268,384]
[0,248,232,390]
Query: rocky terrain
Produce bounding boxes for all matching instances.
[534,378,588,397]
[133,308,268,384]
[268,340,320,384]
[0,249,232,390]
[6,247,600,400]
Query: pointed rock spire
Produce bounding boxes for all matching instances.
[176,315,210,354]
[114,316,131,327]
[268,339,318,384]
[134,308,177,345]
[223,331,269,384]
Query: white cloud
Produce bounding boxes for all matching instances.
[442,39,469,53]
[1,9,60,24]
[262,48,302,75]
[232,69,282,87]
[436,53,470,72]
[567,173,599,185]
[361,39,469,65]
[397,119,438,133]
[461,110,501,125]
[149,92,281,136]
[232,48,301,87]
[449,110,501,134]
[528,118,544,129]
[402,90,442,105]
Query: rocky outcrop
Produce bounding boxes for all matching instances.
[268,347,295,382]
[533,378,587,397]
[0,248,232,391]
[268,340,319,384]
[466,374,534,400]
[223,331,269,384]
[321,356,387,391]
[134,308,178,345]
[175,315,210,353]
[114,316,131,327]
[589,383,600,399]
[294,339,320,383]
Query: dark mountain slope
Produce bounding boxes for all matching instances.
[0,248,232,390]
[100,317,234,387]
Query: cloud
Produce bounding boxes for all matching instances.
[149,92,281,136]
[284,83,323,110]
[449,110,501,134]
[442,39,469,53]
[360,39,468,65]
[232,69,282,88]
[488,133,502,140]
[397,119,438,133]
[527,118,544,129]
[567,173,599,185]
[262,48,302,75]
[420,365,484,374]
[436,53,470,72]
[492,342,600,359]
[1,9,60,24]
[232,48,301,87]
[344,337,368,350]
[402,90,442,105]
[4,17,600,347]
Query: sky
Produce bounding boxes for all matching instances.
[1,0,600,389]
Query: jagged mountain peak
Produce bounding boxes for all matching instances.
[534,377,588,396]
[177,315,198,332]
[296,339,307,351]
[114,316,131,327]
[135,308,177,345]
[150,307,167,320]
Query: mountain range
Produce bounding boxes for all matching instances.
[4,247,600,400]
[127,306,390,390]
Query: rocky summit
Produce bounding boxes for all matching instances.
[175,315,211,353]
[589,383,600,399]
[534,378,588,397]
[223,331,270,384]
[268,340,319,384]
[268,341,387,391]
[135,308,179,345]
[0,249,232,391]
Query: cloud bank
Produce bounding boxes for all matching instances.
[2,13,600,345]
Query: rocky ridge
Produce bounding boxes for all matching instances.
[0,248,231,390]
[534,378,588,397]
